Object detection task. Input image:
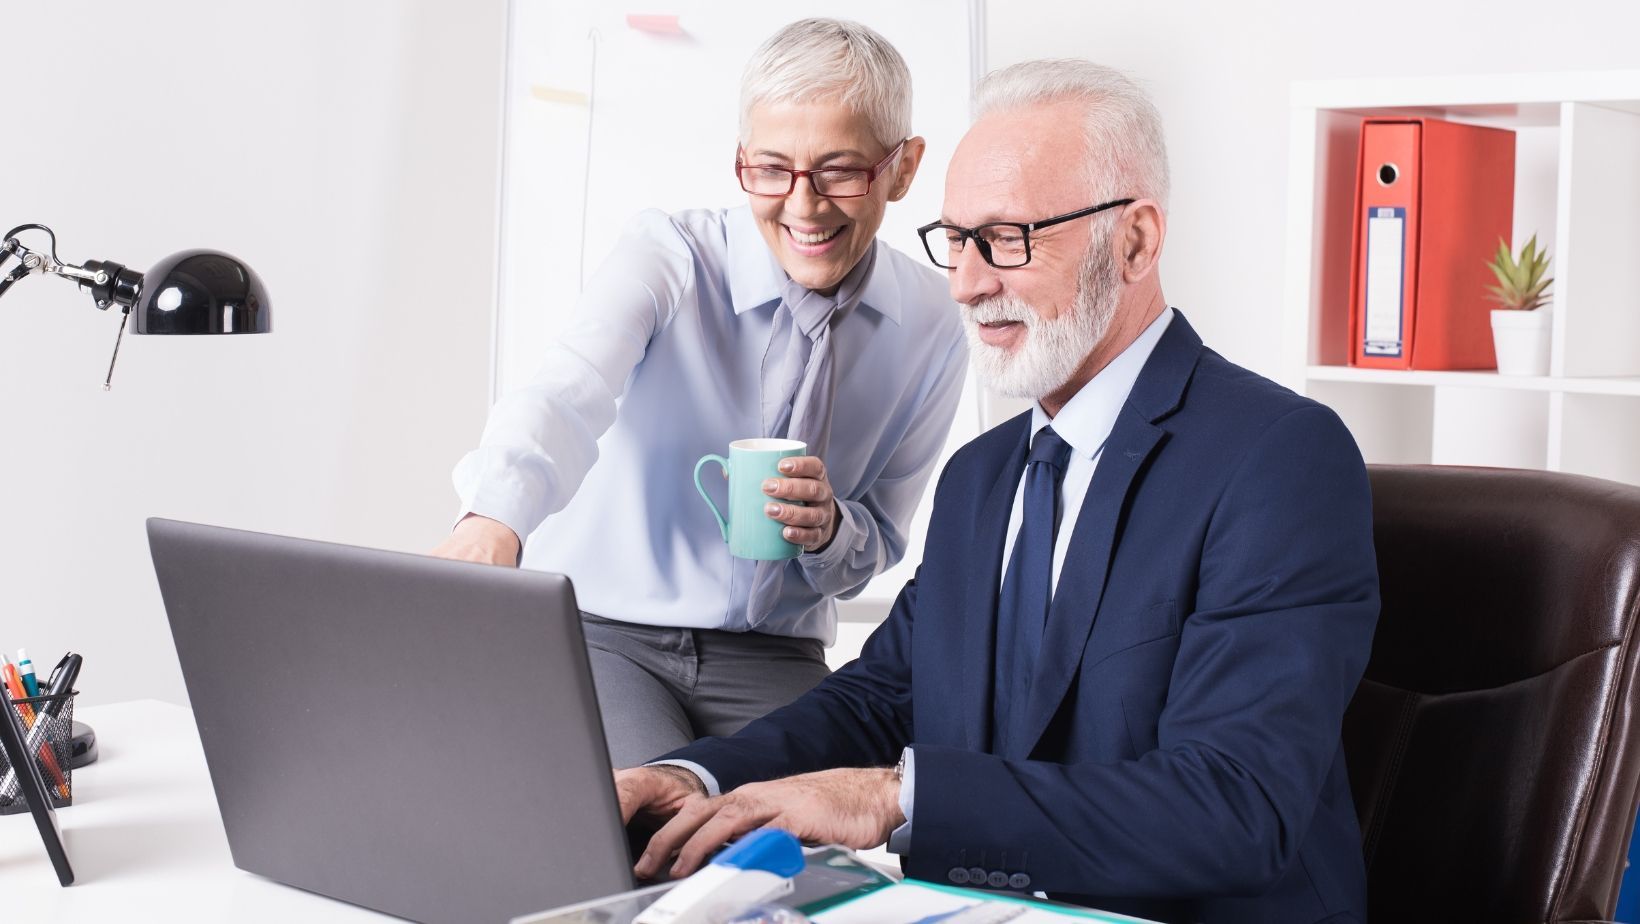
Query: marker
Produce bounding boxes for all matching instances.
[39,654,80,721]
[0,655,68,800]
[0,655,33,725]
[17,649,39,698]
[0,710,69,803]
[38,654,83,796]
[42,652,72,696]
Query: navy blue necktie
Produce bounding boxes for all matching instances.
[993,426,1073,753]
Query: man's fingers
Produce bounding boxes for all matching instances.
[670,807,770,878]
[635,796,717,880]
[615,770,661,824]
[616,777,636,824]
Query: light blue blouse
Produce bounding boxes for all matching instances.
[453,206,967,643]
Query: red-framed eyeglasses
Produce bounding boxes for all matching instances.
[735,140,907,199]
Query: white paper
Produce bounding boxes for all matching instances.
[1363,206,1407,357]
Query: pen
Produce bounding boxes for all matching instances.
[37,653,82,796]
[39,653,80,721]
[0,712,70,802]
[46,650,70,679]
[33,653,80,797]
[0,710,69,803]
[41,651,71,699]
[1,656,35,725]
[0,656,68,800]
[17,649,39,698]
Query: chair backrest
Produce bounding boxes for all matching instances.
[1347,465,1640,921]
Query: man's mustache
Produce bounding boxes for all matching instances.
[964,297,1036,327]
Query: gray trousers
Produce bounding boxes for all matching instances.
[580,613,832,769]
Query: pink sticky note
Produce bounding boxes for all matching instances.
[626,13,683,34]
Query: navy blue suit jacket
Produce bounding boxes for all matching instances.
[664,313,1379,923]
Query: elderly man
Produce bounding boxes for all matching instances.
[617,59,1378,924]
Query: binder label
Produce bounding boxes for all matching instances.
[1363,206,1406,357]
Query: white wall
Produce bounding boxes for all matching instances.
[984,0,1640,380]
[7,1,1636,700]
[0,0,506,706]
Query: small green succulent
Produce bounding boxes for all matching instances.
[1485,235,1553,311]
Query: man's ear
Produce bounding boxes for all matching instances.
[1118,199,1166,283]
[885,136,927,202]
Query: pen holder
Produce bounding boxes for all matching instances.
[0,690,76,815]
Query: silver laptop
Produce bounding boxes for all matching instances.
[147,518,636,923]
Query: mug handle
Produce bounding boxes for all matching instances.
[693,454,731,541]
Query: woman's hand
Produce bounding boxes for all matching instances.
[430,514,521,566]
[761,456,841,552]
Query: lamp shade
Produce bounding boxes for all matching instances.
[133,249,271,335]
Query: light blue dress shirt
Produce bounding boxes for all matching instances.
[888,308,1176,854]
[452,206,968,644]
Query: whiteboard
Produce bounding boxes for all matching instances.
[494,0,985,603]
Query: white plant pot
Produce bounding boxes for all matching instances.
[1491,307,1552,376]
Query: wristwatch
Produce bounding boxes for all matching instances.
[894,748,907,782]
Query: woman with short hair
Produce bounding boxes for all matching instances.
[437,18,967,769]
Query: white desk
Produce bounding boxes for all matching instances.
[6,701,1156,924]
[1,700,394,922]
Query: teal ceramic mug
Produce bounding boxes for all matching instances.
[693,438,807,561]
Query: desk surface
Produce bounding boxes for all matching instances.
[1,700,394,922]
[5,701,1155,923]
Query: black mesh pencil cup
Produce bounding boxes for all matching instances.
[0,689,76,814]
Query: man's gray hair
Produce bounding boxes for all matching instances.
[974,59,1170,208]
[739,19,912,149]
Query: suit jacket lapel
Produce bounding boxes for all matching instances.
[959,417,1029,752]
[1011,311,1206,758]
[1012,410,1163,758]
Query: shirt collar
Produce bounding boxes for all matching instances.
[723,205,902,324]
[1030,307,1176,459]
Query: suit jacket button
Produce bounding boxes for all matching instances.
[967,866,987,884]
[1009,872,1031,890]
[948,867,970,884]
[986,870,1009,888]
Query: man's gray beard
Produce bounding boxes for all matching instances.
[963,234,1121,401]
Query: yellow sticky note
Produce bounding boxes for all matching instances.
[531,85,588,106]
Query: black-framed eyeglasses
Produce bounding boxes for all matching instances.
[916,198,1136,269]
[736,140,907,199]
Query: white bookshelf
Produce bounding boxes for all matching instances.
[1283,71,1640,485]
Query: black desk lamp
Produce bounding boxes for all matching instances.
[0,224,270,885]
[0,223,271,387]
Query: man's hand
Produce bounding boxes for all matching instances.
[615,765,708,826]
[429,513,521,566]
[633,768,903,881]
[762,456,842,553]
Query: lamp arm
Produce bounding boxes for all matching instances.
[1,224,144,310]
[0,229,45,302]
[3,224,146,389]
[0,259,30,300]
